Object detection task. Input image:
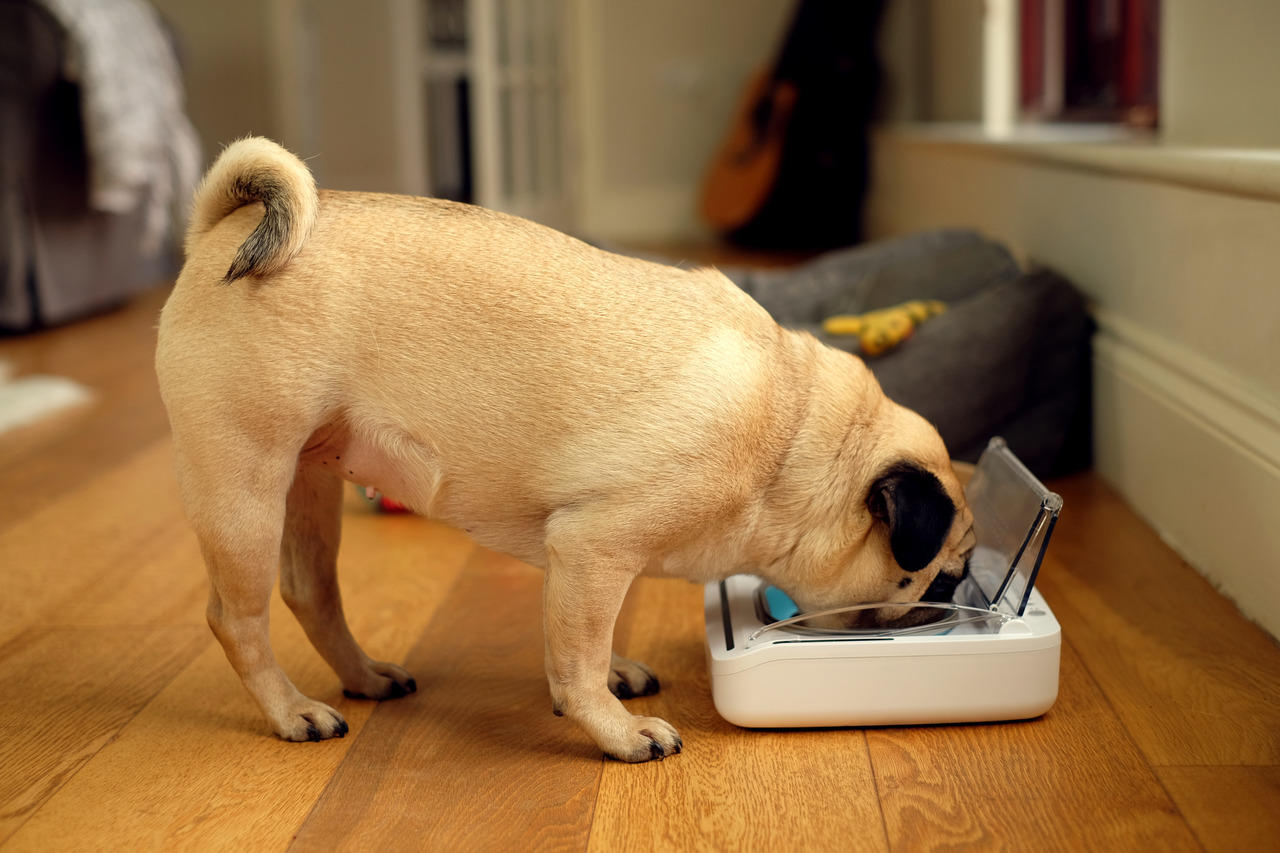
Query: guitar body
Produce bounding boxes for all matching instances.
[699,71,799,231]
[698,0,887,250]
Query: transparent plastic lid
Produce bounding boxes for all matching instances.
[961,437,1062,617]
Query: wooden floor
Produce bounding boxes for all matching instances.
[2,286,1279,852]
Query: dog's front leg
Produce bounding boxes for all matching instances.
[543,542,682,762]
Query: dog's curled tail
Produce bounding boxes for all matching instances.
[186,137,318,283]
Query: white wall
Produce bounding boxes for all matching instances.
[568,0,794,241]
[1162,0,1280,147]
[876,0,983,123]
[155,0,408,192]
[869,0,1280,638]
[290,0,404,192]
[162,0,791,238]
[150,0,276,163]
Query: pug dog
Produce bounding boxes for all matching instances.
[155,137,975,763]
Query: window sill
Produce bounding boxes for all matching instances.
[874,123,1280,203]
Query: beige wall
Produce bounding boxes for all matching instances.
[296,1,402,192]
[869,0,1280,637]
[569,0,794,240]
[923,0,982,121]
[159,0,791,236]
[880,0,1280,144]
[151,0,275,165]
[876,0,982,123]
[1162,0,1280,147]
[154,0,403,191]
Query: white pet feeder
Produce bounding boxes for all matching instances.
[704,437,1063,727]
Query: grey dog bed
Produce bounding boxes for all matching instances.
[608,229,1093,478]
[722,230,1093,477]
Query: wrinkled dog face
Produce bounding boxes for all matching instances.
[795,461,976,631]
[863,461,976,627]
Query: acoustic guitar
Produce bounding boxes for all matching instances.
[698,70,799,232]
[697,0,886,250]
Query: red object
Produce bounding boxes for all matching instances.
[378,496,411,514]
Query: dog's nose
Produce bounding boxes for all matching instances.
[921,560,969,603]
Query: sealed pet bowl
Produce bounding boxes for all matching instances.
[704,437,1062,727]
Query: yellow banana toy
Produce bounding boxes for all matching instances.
[822,299,947,356]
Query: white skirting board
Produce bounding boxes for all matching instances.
[1093,312,1280,639]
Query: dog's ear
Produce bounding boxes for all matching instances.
[867,462,956,572]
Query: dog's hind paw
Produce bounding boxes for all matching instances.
[341,660,418,701]
[609,653,660,700]
[273,699,349,742]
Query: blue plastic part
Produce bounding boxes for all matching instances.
[763,585,801,621]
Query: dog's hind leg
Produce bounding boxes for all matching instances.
[180,447,350,742]
[279,462,417,702]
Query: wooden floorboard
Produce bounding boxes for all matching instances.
[589,577,889,853]
[291,548,603,852]
[0,288,173,528]
[3,286,1280,851]
[0,625,210,844]
[865,642,1199,852]
[1156,765,1280,853]
[1038,474,1280,768]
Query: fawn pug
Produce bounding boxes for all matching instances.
[156,137,974,762]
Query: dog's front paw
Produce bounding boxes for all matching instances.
[609,653,660,700]
[603,715,683,763]
[342,660,418,701]
[272,698,350,742]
